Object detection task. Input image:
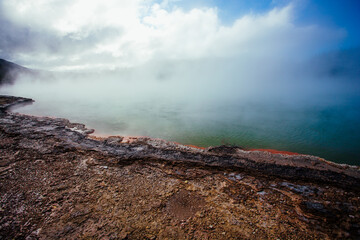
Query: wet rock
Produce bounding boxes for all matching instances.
[1,95,360,239]
[0,95,33,112]
[302,201,327,214]
[280,182,318,196]
[207,145,243,154]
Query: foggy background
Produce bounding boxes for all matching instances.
[0,0,359,164]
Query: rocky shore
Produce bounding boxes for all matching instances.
[1,95,359,239]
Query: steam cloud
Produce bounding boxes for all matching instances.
[0,0,344,69]
[1,0,360,164]
[1,0,352,103]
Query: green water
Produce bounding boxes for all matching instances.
[11,96,360,166]
[1,74,359,166]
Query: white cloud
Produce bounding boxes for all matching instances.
[0,0,343,70]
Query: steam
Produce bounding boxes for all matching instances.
[0,0,355,108]
[1,1,344,69]
[1,1,359,164]
[0,1,357,109]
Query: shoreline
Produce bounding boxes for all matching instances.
[1,95,359,184]
[7,94,357,165]
[1,95,360,239]
[90,133,302,155]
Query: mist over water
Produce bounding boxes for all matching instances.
[1,55,360,165]
[1,1,360,165]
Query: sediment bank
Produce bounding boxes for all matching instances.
[1,95,359,239]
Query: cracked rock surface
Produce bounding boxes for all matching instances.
[0,95,359,239]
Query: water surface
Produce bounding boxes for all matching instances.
[1,72,360,165]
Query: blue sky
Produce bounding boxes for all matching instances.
[296,0,360,48]
[171,0,360,49]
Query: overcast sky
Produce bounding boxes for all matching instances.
[0,0,358,71]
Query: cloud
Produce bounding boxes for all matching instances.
[0,0,344,70]
[1,0,358,164]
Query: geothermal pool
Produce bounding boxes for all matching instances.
[1,72,360,166]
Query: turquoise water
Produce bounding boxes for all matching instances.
[10,94,360,166]
[1,75,360,166]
